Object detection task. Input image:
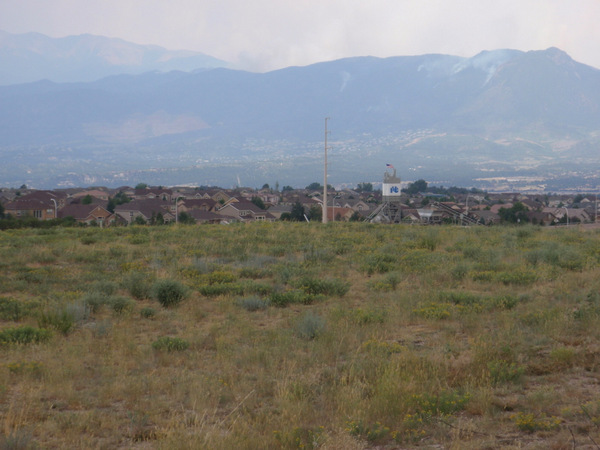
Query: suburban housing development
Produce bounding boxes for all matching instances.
[1,184,597,227]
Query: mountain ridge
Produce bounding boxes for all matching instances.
[0,30,229,85]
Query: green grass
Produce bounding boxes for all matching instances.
[1,222,599,448]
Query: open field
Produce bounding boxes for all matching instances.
[1,223,600,449]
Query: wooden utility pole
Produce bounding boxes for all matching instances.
[323,117,330,224]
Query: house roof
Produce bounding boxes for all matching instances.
[187,210,225,222]
[115,199,174,219]
[181,198,217,209]
[58,204,110,220]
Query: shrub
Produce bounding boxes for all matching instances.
[270,289,318,307]
[124,272,153,300]
[237,296,270,311]
[208,270,237,285]
[0,297,33,321]
[292,277,349,297]
[496,270,537,286]
[439,291,481,306]
[296,312,326,340]
[488,360,525,385]
[351,308,386,325]
[361,253,397,275]
[38,307,79,335]
[152,280,188,308]
[152,336,190,352]
[413,303,452,320]
[199,283,245,297]
[0,326,51,345]
[140,307,156,318]
[90,280,119,296]
[82,292,109,313]
[108,296,135,314]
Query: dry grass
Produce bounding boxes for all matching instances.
[1,223,600,448]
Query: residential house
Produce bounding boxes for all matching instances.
[58,204,114,226]
[470,210,501,225]
[71,189,110,202]
[114,199,175,225]
[526,210,556,226]
[326,206,354,222]
[267,204,292,220]
[3,190,66,220]
[187,210,227,224]
[179,198,217,213]
[401,209,421,224]
[133,187,173,202]
[341,199,371,214]
[217,200,275,222]
[542,207,591,224]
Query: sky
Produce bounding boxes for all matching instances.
[1,0,599,72]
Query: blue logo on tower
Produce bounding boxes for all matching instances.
[389,186,399,194]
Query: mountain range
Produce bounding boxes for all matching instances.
[0,30,228,85]
[1,32,599,191]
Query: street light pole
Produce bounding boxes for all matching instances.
[51,198,57,219]
[323,117,330,224]
[174,196,183,224]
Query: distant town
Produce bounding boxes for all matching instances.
[1,180,598,228]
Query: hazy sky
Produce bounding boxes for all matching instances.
[1,0,599,72]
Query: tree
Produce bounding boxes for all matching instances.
[405,179,428,195]
[107,191,130,213]
[356,182,373,192]
[133,215,147,225]
[177,211,196,224]
[306,182,322,191]
[308,205,322,222]
[0,202,4,219]
[498,202,529,224]
[81,194,93,205]
[291,202,306,221]
[282,185,294,192]
[251,196,266,210]
[135,183,148,190]
[261,183,270,190]
[349,211,362,222]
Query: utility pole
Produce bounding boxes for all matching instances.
[323,117,330,224]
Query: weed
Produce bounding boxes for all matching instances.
[413,303,452,320]
[488,360,525,385]
[291,277,349,297]
[152,336,190,352]
[351,308,386,325]
[0,326,51,345]
[347,420,391,444]
[37,304,85,335]
[273,426,326,449]
[0,429,35,449]
[0,297,34,321]
[269,289,317,307]
[511,412,560,432]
